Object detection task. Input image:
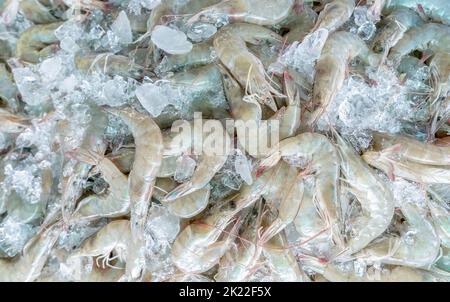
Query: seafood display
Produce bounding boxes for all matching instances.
[0,0,449,282]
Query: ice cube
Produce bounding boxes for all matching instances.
[146,204,180,242]
[111,11,133,45]
[0,217,36,257]
[222,170,242,190]
[187,23,217,43]
[357,22,376,41]
[136,82,173,117]
[12,67,46,106]
[174,155,196,182]
[151,25,193,55]
[353,6,369,26]
[38,57,63,82]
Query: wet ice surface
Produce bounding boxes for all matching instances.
[151,25,193,55]
[174,155,196,182]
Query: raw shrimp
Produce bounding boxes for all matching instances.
[154,177,210,219]
[0,63,18,103]
[384,0,450,25]
[108,146,177,177]
[279,71,301,139]
[16,22,63,63]
[427,189,450,248]
[163,120,232,201]
[214,208,261,282]
[0,222,61,281]
[429,52,450,112]
[362,150,450,184]
[306,260,439,282]
[0,107,29,134]
[214,23,283,111]
[187,0,295,27]
[356,202,440,268]
[60,106,108,223]
[388,23,450,66]
[306,31,380,125]
[311,0,355,33]
[171,167,278,273]
[258,172,305,244]
[70,220,131,271]
[372,8,423,59]
[75,53,147,80]
[171,200,244,273]
[335,132,395,254]
[220,63,262,123]
[276,4,317,43]
[106,107,163,238]
[263,231,310,282]
[293,178,329,243]
[67,147,130,222]
[257,133,344,248]
[19,0,62,24]
[220,64,279,158]
[371,132,450,166]
[156,41,216,75]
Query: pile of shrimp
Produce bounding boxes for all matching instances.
[0,0,449,282]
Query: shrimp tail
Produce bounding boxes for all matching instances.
[65,148,102,166]
[163,182,197,202]
[256,151,281,177]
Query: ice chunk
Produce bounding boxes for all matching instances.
[12,67,47,106]
[136,82,173,117]
[58,222,105,251]
[317,65,423,151]
[4,162,43,205]
[151,25,193,55]
[174,155,196,183]
[38,56,63,82]
[0,217,36,257]
[222,170,242,190]
[60,37,80,53]
[270,28,328,91]
[100,76,131,107]
[55,21,83,53]
[146,204,180,242]
[391,179,428,209]
[187,23,217,43]
[357,22,376,41]
[234,149,253,185]
[111,11,133,45]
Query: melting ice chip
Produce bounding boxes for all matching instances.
[38,57,62,82]
[12,67,46,106]
[151,25,193,55]
[187,23,217,42]
[174,155,196,183]
[136,82,177,117]
[271,28,328,80]
[111,11,133,45]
